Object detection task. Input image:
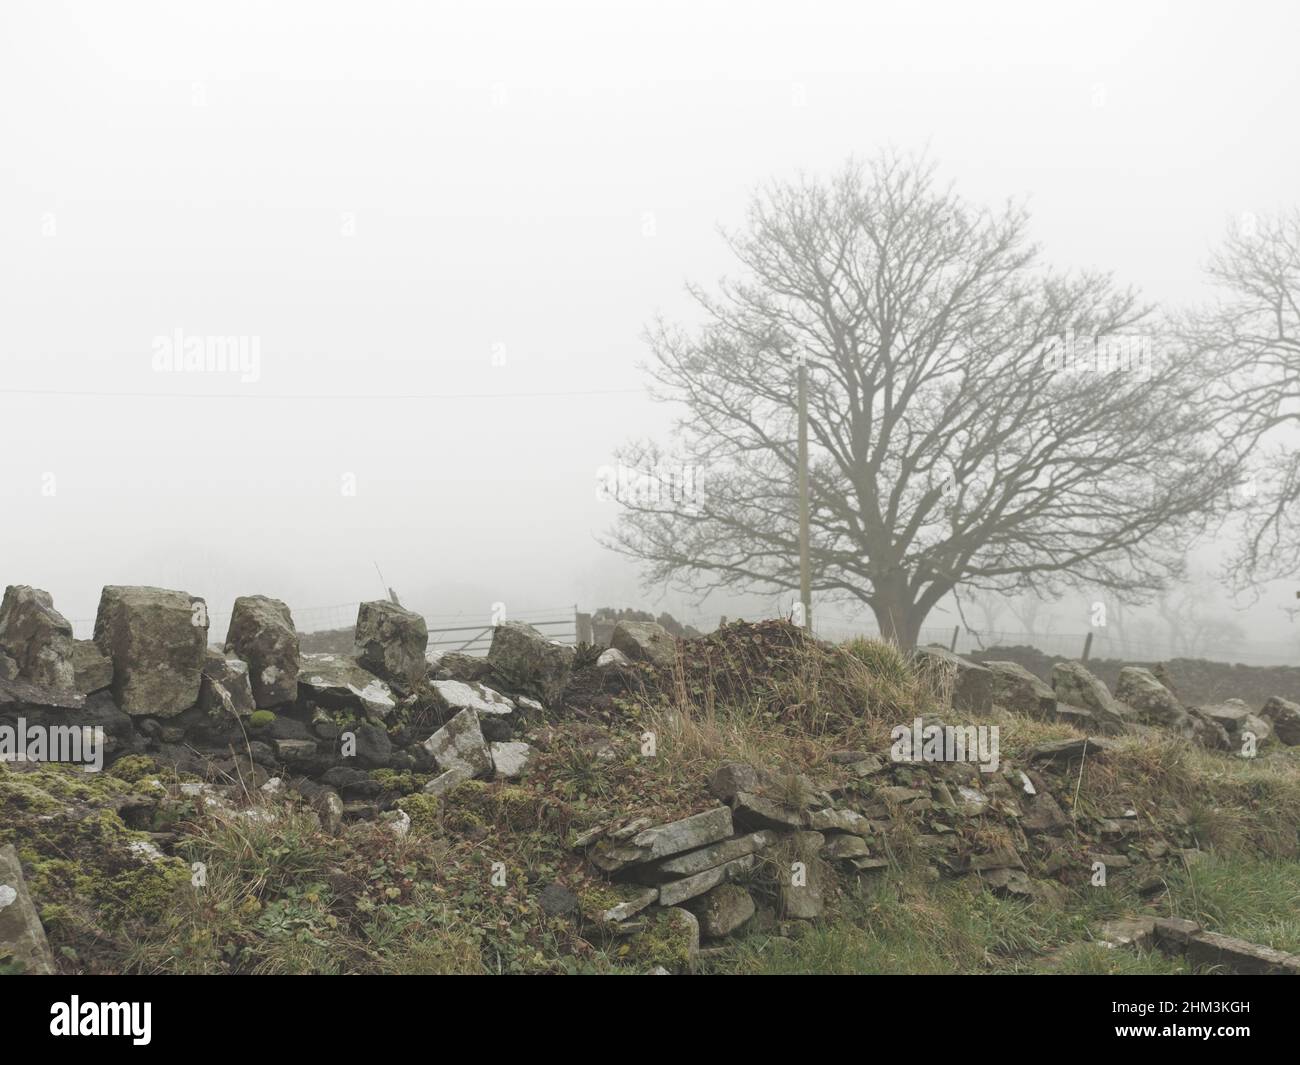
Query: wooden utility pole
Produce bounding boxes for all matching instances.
[797,354,812,634]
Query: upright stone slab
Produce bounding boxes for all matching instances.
[0,585,76,692]
[225,595,301,707]
[93,586,207,717]
[487,620,574,707]
[354,601,428,690]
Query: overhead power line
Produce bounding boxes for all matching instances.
[0,386,645,401]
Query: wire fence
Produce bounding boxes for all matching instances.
[65,601,1297,668]
[811,620,1299,668]
[67,601,580,655]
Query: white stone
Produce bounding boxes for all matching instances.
[490,741,533,779]
[431,679,515,716]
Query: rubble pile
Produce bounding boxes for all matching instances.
[1,585,1298,973]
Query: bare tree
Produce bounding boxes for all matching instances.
[608,154,1242,648]
[1006,593,1053,642]
[1188,210,1300,582]
[1154,586,1247,660]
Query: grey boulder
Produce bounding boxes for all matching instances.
[71,639,113,695]
[0,585,76,692]
[355,601,428,690]
[1261,696,1300,746]
[225,595,301,707]
[93,585,208,717]
[198,650,256,718]
[1050,661,1127,733]
[983,660,1056,718]
[1114,666,1193,736]
[487,621,574,707]
[914,646,993,715]
[610,621,677,669]
[0,844,56,974]
[298,653,397,719]
[422,707,492,779]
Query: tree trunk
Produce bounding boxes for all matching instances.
[869,581,925,650]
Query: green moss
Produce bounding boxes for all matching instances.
[107,754,160,784]
[444,780,548,832]
[0,761,133,814]
[370,769,430,795]
[576,882,646,923]
[0,762,192,969]
[396,793,441,833]
[619,909,696,972]
[102,860,193,924]
[248,710,276,729]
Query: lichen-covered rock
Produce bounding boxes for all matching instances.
[1261,696,1300,746]
[0,843,56,974]
[914,646,993,715]
[0,653,17,681]
[596,647,632,669]
[590,807,735,873]
[71,640,113,695]
[621,907,699,973]
[486,621,574,707]
[649,829,779,878]
[421,707,492,779]
[687,883,756,938]
[490,741,532,779]
[778,831,827,919]
[983,660,1055,718]
[225,595,300,707]
[656,855,756,906]
[0,677,144,766]
[430,679,515,718]
[354,601,428,690]
[92,586,208,717]
[1187,708,1232,751]
[1114,666,1193,736]
[297,653,397,719]
[610,620,677,668]
[349,721,393,768]
[429,650,491,683]
[1049,661,1127,733]
[0,585,76,692]
[1198,699,1272,745]
[0,761,191,971]
[198,650,256,718]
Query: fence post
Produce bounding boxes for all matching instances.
[1082,631,1093,662]
[949,626,959,652]
[574,607,593,645]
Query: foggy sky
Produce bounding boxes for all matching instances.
[2,1,1298,655]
